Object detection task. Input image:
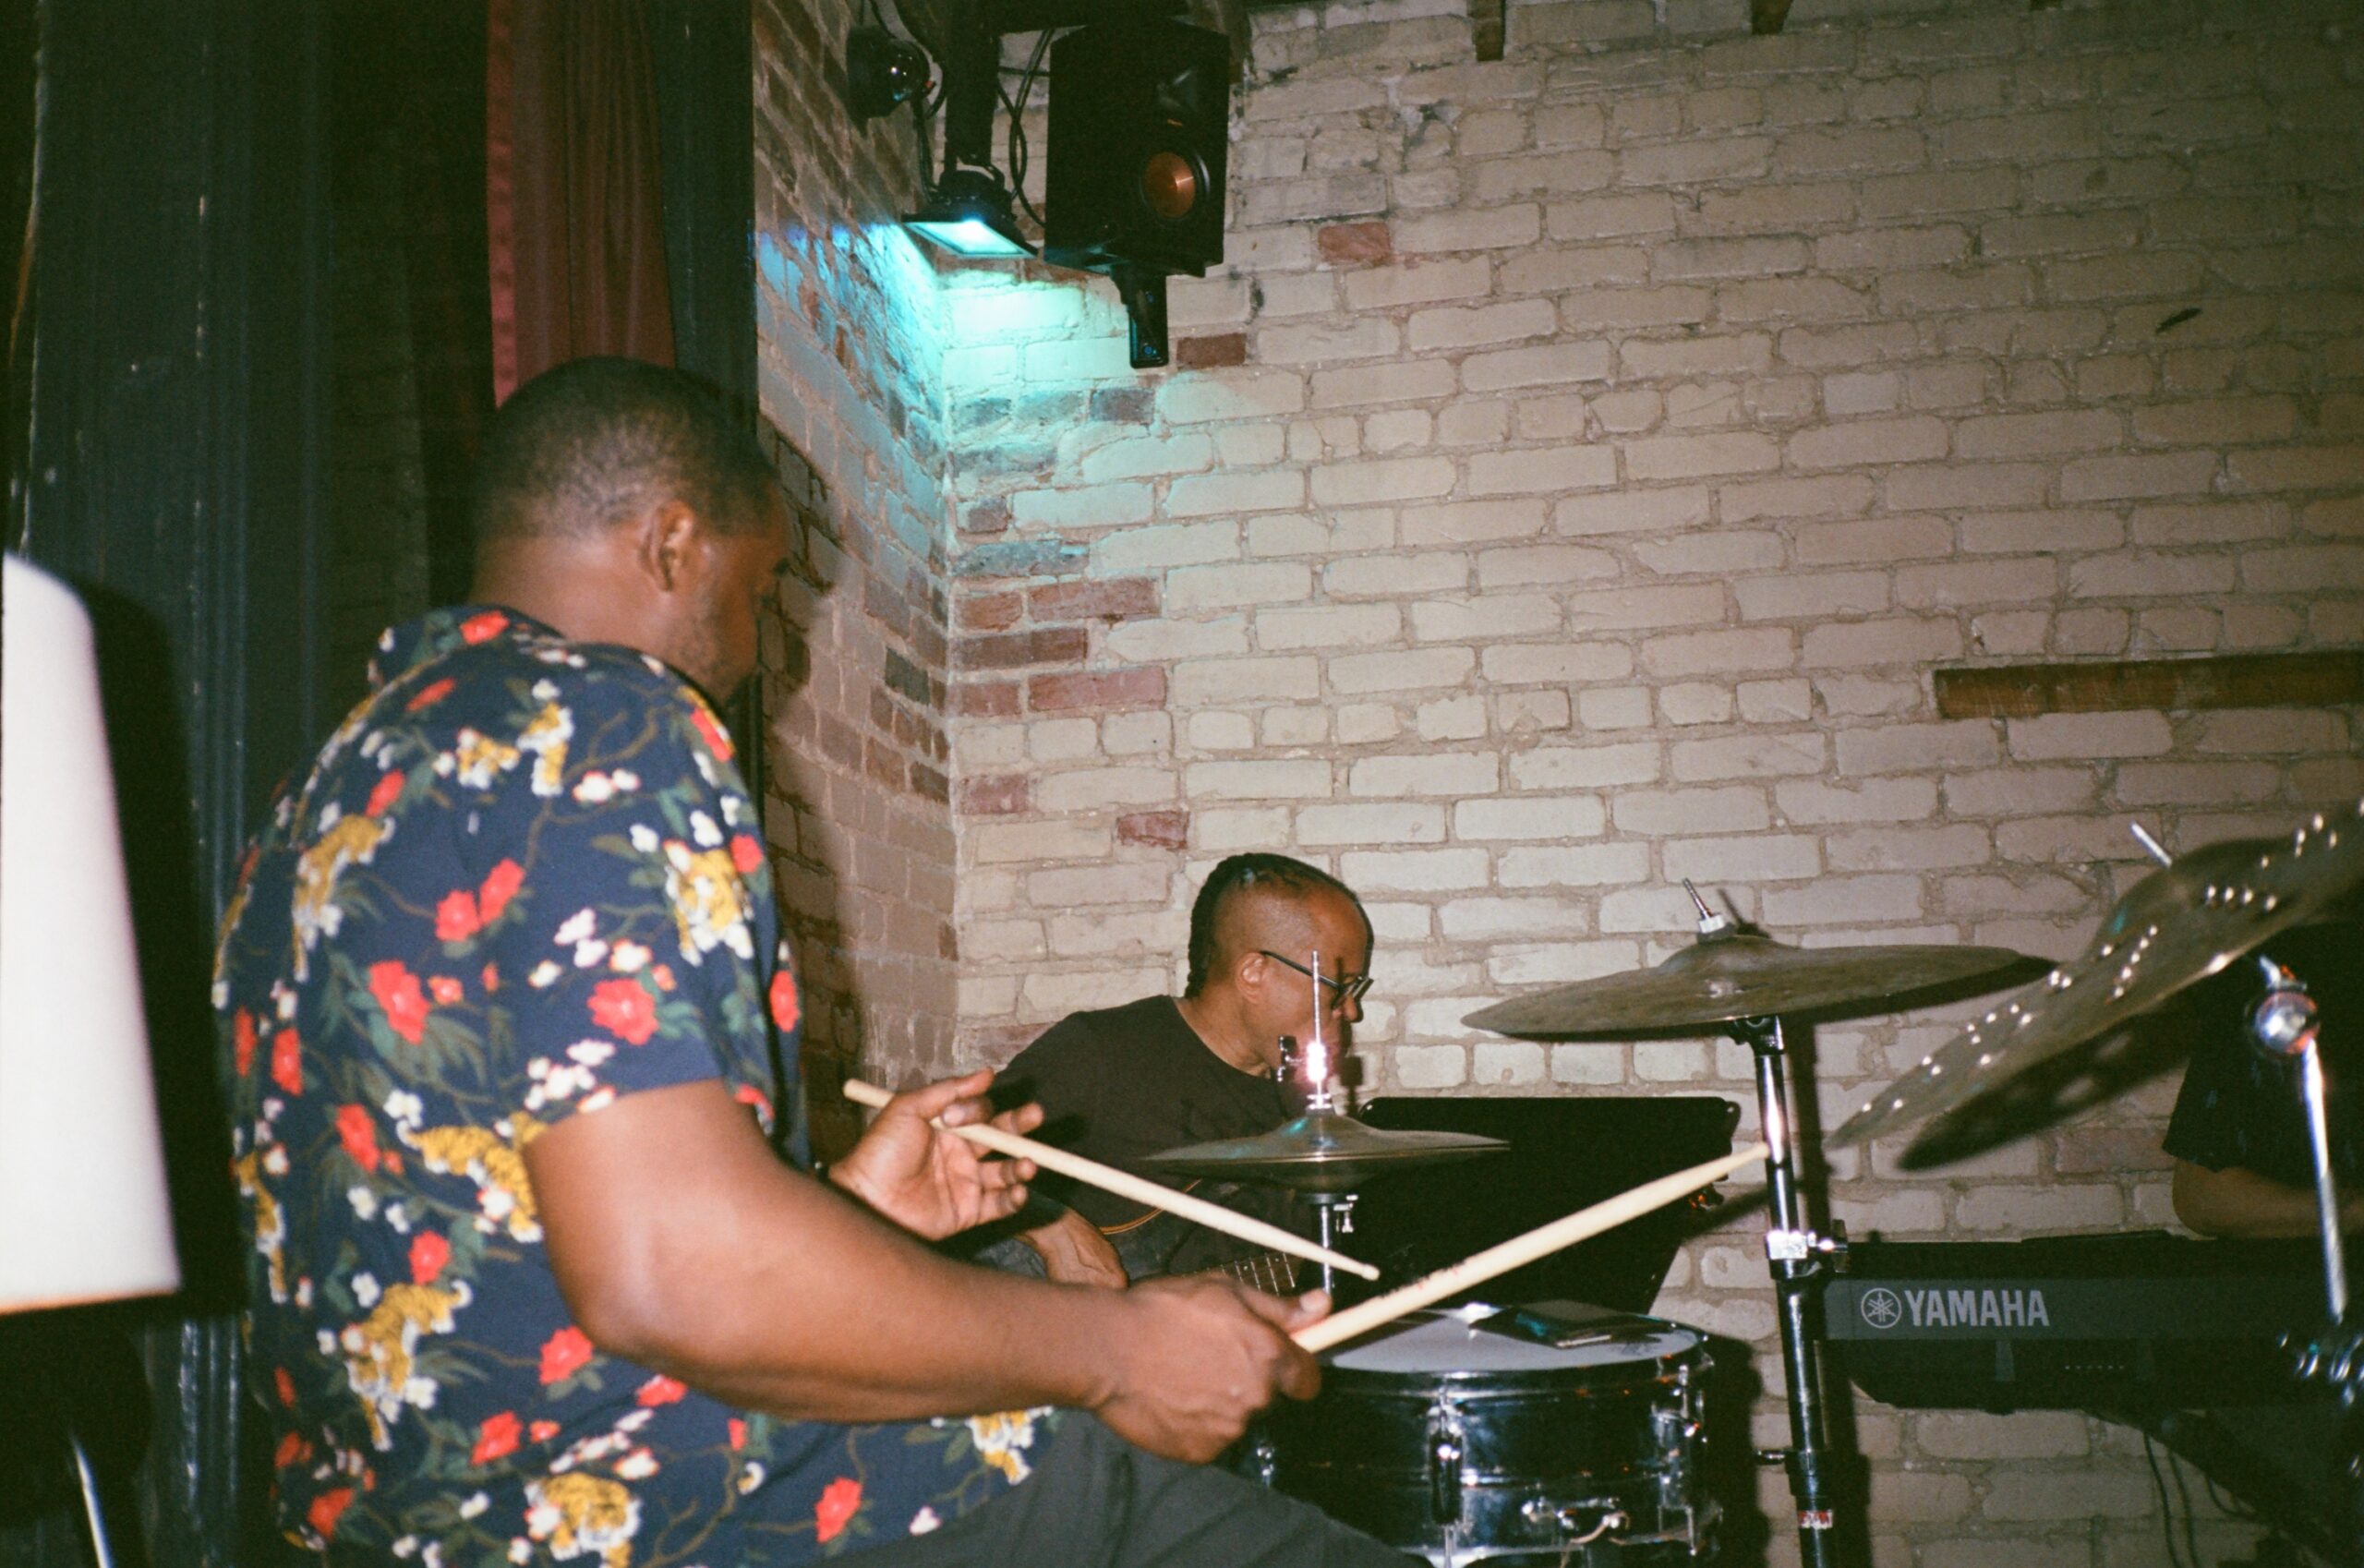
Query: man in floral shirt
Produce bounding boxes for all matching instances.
[217,357,1410,1568]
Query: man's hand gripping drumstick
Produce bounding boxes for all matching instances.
[842,1076,1381,1283]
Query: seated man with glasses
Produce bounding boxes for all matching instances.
[984,853,1373,1290]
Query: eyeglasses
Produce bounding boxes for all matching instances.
[1257,950,1373,1006]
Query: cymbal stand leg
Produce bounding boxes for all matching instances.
[2249,959,2346,1320]
[1311,1192,1356,1298]
[1736,1014,1851,1568]
[2300,1041,2348,1322]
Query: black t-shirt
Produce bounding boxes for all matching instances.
[2164,923,2364,1190]
[995,995,1309,1279]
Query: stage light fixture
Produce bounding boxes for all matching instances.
[846,27,930,123]
[1043,17,1229,279]
[905,166,1033,259]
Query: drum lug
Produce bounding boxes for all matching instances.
[1244,1429,1276,1489]
[1426,1400,1465,1525]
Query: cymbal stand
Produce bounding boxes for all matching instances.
[2252,955,2364,1559]
[1676,887,1851,1565]
[1732,1009,1851,1568]
[1284,959,1358,1297]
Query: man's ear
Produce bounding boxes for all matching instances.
[642,500,703,593]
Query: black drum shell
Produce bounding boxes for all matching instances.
[1259,1315,1709,1559]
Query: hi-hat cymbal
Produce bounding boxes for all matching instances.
[1463,935,2040,1037]
[1837,800,2364,1148]
[1139,1112,1508,1194]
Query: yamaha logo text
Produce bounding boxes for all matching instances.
[1859,1285,2052,1331]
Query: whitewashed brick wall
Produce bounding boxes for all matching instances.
[938,0,2364,1559]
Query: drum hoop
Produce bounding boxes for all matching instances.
[1321,1338,1707,1396]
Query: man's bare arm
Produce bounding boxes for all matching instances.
[1019,1204,1130,1289]
[2171,1158,2364,1238]
[525,1079,1319,1461]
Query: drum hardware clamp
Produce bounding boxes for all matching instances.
[1517,1499,1626,1547]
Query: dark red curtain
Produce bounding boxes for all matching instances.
[487,0,675,403]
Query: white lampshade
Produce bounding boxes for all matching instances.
[0,555,181,1312]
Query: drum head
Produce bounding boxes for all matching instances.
[1327,1306,1700,1385]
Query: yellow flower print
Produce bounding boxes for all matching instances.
[232,1148,289,1303]
[451,729,523,790]
[519,700,573,799]
[525,1472,641,1568]
[966,1409,1040,1484]
[337,1278,473,1450]
[660,841,753,964]
[290,812,391,979]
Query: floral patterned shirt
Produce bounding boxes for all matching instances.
[216,607,1049,1566]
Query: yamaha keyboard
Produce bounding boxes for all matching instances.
[1827,1234,2326,1411]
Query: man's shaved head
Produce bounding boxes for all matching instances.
[469,357,778,547]
[1185,854,1368,999]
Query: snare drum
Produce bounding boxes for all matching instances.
[1252,1307,1714,1565]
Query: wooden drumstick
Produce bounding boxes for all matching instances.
[1294,1141,1767,1353]
[840,1078,1382,1283]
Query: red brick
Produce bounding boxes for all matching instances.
[960,498,1011,536]
[1318,221,1393,266]
[1117,808,1190,850]
[959,774,1032,815]
[950,680,1020,718]
[909,762,949,803]
[1028,577,1160,624]
[1029,667,1167,712]
[958,590,1023,632]
[1176,333,1248,369]
[954,627,1091,672]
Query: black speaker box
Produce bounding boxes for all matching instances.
[1043,17,1229,278]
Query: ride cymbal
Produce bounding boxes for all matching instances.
[1837,800,2364,1148]
[1463,934,2039,1037]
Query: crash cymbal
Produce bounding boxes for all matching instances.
[1837,800,2364,1148]
[1463,934,2040,1036]
[1139,1111,1508,1194]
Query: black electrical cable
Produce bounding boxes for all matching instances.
[2166,1447,2201,1568]
[998,28,1054,231]
[2143,1432,2192,1568]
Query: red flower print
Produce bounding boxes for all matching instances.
[408,1231,450,1285]
[274,1368,296,1405]
[538,1325,595,1385]
[308,1486,354,1543]
[730,834,765,875]
[689,704,734,762]
[650,965,676,992]
[368,961,429,1044]
[405,676,457,712]
[364,770,405,818]
[233,1009,258,1076]
[434,889,481,942]
[733,1083,773,1121]
[334,1104,380,1172]
[271,1029,303,1095]
[274,1430,311,1469]
[588,978,658,1045]
[529,1419,560,1442]
[635,1374,687,1407]
[478,859,525,923]
[482,962,501,993]
[428,974,464,1006]
[471,1410,521,1465]
[458,610,510,644]
[728,1418,747,1450]
[769,971,801,1033]
[814,1478,862,1542]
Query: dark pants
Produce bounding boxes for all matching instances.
[845,1412,1420,1568]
